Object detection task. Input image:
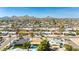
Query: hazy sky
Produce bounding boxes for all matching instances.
[0,7,79,18]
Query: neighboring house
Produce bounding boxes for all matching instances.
[62,31,70,35]
[0,25,6,30]
[48,27,59,31]
[64,25,73,31]
[19,27,33,31]
[0,31,8,36]
[49,38,65,48]
[64,25,77,31]
[62,31,76,36]
[0,24,12,30]
[41,32,52,35]
[8,31,16,35]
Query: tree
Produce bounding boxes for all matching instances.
[64,44,79,51]
[53,19,57,31]
[72,48,79,51]
[29,32,34,38]
[16,29,20,34]
[19,34,23,39]
[64,44,73,51]
[76,30,79,35]
[0,37,3,41]
[9,34,12,47]
[23,42,31,51]
[37,40,50,51]
[53,19,56,25]
[11,23,17,30]
[60,25,65,32]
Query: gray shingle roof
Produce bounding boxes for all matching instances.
[13,38,30,45]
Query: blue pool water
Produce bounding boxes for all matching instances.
[29,45,38,51]
[30,45,38,48]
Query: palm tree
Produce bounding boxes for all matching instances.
[53,19,57,31]
[0,37,3,41]
[9,34,11,47]
[29,32,34,38]
[23,42,31,51]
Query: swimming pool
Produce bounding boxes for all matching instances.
[28,45,38,51]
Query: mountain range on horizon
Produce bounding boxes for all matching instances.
[0,15,79,21]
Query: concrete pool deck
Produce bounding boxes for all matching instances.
[7,48,37,51]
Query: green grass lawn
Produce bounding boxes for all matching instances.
[14,45,24,49]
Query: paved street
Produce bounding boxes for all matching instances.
[0,35,17,51]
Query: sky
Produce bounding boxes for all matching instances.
[0,7,79,18]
